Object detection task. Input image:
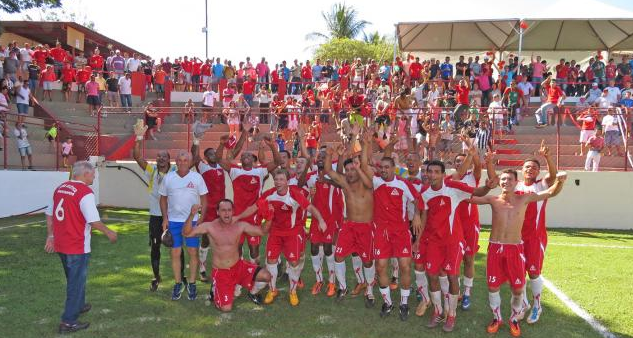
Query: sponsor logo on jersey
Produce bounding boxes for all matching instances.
[186,182,195,189]
[515,278,522,285]
[439,199,446,206]
[391,189,400,196]
[250,177,257,184]
[402,248,409,254]
[289,252,295,258]
[281,204,289,210]
[248,267,253,273]
[444,263,451,271]
[529,265,536,271]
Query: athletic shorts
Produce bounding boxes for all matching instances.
[43,81,53,90]
[579,129,596,143]
[334,221,374,263]
[604,130,622,146]
[16,103,29,115]
[62,82,71,92]
[211,259,259,308]
[413,236,429,265]
[486,242,526,290]
[373,226,413,260]
[86,95,100,106]
[523,235,547,276]
[168,220,199,248]
[18,146,32,156]
[266,232,304,263]
[462,212,481,256]
[309,218,335,244]
[148,215,163,246]
[425,240,465,276]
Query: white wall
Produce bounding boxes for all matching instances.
[0,170,68,218]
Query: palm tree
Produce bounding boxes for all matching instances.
[306,3,370,41]
[363,31,387,45]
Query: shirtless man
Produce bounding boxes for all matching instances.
[470,169,566,337]
[182,200,272,312]
[324,133,377,306]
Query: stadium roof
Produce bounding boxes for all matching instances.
[0,21,146,57]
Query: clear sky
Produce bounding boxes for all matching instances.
[2,0,632,62]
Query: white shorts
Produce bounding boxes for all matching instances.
[579,129,596,143]
[352,76,364,88]
[288,118,298,130]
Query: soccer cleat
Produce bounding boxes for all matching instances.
[461,294,471,310]
[289,291,300,306]
[326,283,336,297]
[264,289,278,304]
[336,288,348,302]
[415,300,430,317]
[364,294,376,308]
[171,283,184,301]
[59,322,90,334]
[426,310,444,328]
[351,282,367,296]
[389,277,398,290]
[399,304,409,321]
[509,319,521,337]
[516,304,530,321]
[442,315,456,332]
[487,318,502,334]
[199,271,208,283]
[311,281,324,295]
[297,278,305,290]
[247,292,263,306]
[526,306,542,324]
[380,303,394,318]
[150,278,161,292]
[187,283,197,300]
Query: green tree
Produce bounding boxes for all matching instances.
[314,38,395,63]
[23,3,96,30]
[306,3,370,41]
[0,0,60,13]
[363,31,387,45]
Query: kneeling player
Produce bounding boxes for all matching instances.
[183,200,271,312]
[469,169,565,336]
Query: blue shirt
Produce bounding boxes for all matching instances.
[440,62,453,78]
[379,66,391,80]
[621,98,633,108]
[276,138,285,152]
[312,65,322,80]
[332,66,340,81]
[280,67,290,81]
[212,64,224,78]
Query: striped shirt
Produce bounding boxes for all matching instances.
[474,128,491,150]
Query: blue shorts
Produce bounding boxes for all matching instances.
[168,221,199,248]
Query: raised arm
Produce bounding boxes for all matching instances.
[527,173,566,202]
[484,151,498,180]
[243,220,271,237]
[469,195,494,205]
[132,119,149,170]
[538,140,558,187]
[183,205,207,237]
[263,135,282,173]
[215,135,233,172]
[324,146,347,188]
[360,131,374,180]
[472,177,498,196]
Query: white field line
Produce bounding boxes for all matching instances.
[0,220,44,230]
[478,238,632,250]
[0,216,145,231]
[542,276,617,338]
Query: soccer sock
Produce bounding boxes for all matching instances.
[400,288,410,305]
[430,290,443,314]
[363,265,376,296]
[522,288,530,308]
[311,254,323,283]
[531,276,543,308]
[439,276,449,313]
[448,293,459,317]
[511,293,524,321]
[489,291,502,321]
[319,245,325,258]
[298,255,306,273]
[463,277,474,297]
[352,256,365,284]
[251,282,267,295]
[414,270,430,303]
[391,257,399,279]
[325,254,336,284]
[180,251,186,279]
[266,263,278,290]
[288,265,300,292]
[379,286,392,306]
[150,242,161,279]
[199,247,209,273]
[335,261,347,290]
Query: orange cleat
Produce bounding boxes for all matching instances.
[326,283,336,297]
[311,281,324,295]
[351,282,367,296]
[264,289,278,304]
[509,319,521,337]
[487,318,502,334]
[289,291,300,306]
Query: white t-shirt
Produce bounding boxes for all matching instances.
[13,127,29,148]
[487,100,505,120]
[601,115,619,132]
[127,59,141,72]
[118,77,132,95]
[15,86,30,105]
[202,90,218,106]
[19,48,32,62]
[0,93,8,112]
[517,82,533,96]
[595,96,611,109]
[158,170,208,222]
[605,86,621,104]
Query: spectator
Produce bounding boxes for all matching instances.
[584,129,604,172]
[256,86,271,124]
[601,108,623,157]
[256,57,269,91]
[73,51,87,69]
[105,71,119,107]
[584,82,602,105]
[474,120,492,158]
[88,48,104,74]
[61,136,73,167]
[14,80,31,124]
[487,93,505,137]
[118,72,132,112]
[591,55,606,88]
[594,89,611,112]
[95,72,106,103]
[604,79,621,105]
[41,65,56,101]
[26,61,40,98]
[440,56,453,83]
[13,122,32,170]
[19,42,32,75]
[126,53,141,73]
[620,90,633,108]
[183,98,195,124]
[145,103,161,140]
[534,76,565,127]
[502,80,523,129]
[75,65,91,104]
[4,51,19,82]
[201,85,218,122]
[86,75,101,116]
[242,76,255,106]
[45,122,58,143]
[60,63,76,102]
[49,42,67,77]
[576,109,598,156]
[224,101,240,137]
[438,113,455,162]
[517,75,534,107]
[154,66,166,98]
[110,50,126,78]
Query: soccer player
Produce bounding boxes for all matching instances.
[420,159,496,332]
[132,120,178,292]
[470,169,566,337]
[516,141,558,324]
[324,134,377,306]
[159,151,208,301]
[182,201,272,312]
[237,169,327,306]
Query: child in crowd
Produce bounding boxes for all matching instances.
[61,136,73,167]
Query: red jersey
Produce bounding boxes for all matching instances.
[181,60,193,73]
[306,172,337,221]
[421,177,474,243]
[50,47,67,62]
[372,176,423,230]
[555,64,569,79]
[76,69,90,83]
[259,186,310,236]
[42,68,57,81]
[197,162,226,220]
[89,54,104,70]
[192,61,202,75]
[515,179,549,240]
[47,181,100,254]
[410,62,422,79]
[243,80,255,95]
[579,111,598,130]
[230,166,268,223]
[456,85,470,105]
[544,84,564,104]
[201,64,211,76]
[301,65,312,80]
[61,68,76,83]
[454,171,480,230]
[33,50,48,66]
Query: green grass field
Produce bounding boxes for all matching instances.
[0,208,631,338]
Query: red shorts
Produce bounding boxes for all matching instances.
[523,235,547,276]
[373,226,412,260]
[211,259,259,308]
[425,240,465,276]
[486,242,526,290]
[462,221,481,256]
[335,221,373,263]
[413,236,429,265]
[309,219,335,244]
[266,231,304,263]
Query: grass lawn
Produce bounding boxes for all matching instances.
[0,208,630,338]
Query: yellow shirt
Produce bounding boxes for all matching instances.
[95,77,106,91]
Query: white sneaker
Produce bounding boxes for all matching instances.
[526,306,542,324]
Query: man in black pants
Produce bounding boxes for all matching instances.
[132,120,184,291]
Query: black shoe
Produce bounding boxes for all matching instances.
[59,322,90,334]
[399,304,409,321]
[200,271,208,283]
[364,294,376,308]
[380,303,394,318]
[247,292,263,306]
[336,288,348,302]
[79,303,91,314]
[150,277,161,292]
